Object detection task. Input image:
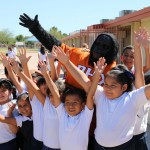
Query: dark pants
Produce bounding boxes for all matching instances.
[88,135,95,150]
[42,144,60,150]
[133,132,148,150]
[0,138,18,150]
[32,137,43,150]
[94,138,135,150]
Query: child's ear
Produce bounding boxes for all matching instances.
[120,55,123,62]
[81,102,85,109]
[122,84,127,92]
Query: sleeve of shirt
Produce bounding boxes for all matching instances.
[10,100,19,117]
[84,106,94,126]
[130,87,149,111]
[94,85,103,104]
[55,103,65,119]
[15,115,25,127]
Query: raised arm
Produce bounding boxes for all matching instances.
[11,60,45,105]
[6,102,18,133]
[141,29,150,73]
[39,61,61,107]
[17,48,34,98]
[134,28,145,88]
[0,114,17,126]
[47,47,58,81]
[0,53,23,94]
[54,46,91,92]
[86,58,107,110]
[17,48,32,78]
[19,13,61,52]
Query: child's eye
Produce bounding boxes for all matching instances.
[124,54,129,57]
[73,102,78,105]
[65,102,70,106]
[111,85,116,88]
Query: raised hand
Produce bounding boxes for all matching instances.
[0,53,11,67]
[54,46,70,64]
[10,59,22,74]
[38,61,48,74]
[134,28,150,47]
[47,46,57,61]
[94,57,107,75]
[140,29,150,48]
[19,13,38,29]
[7,102,16,117]
[17,48,31,65]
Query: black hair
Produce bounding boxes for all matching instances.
[122,45,134,55]
[36,77,50,95]
[0,78,13,91]
[61,88,87,103]
[0,78,17,99]
[31,72,42,78]
[54,79,65,95]
[106,64,135,92]
[31,72,43,82]
[40,45,46,55]
[17,92,30,104]
[36,77,46,87]
[144,75,150,85]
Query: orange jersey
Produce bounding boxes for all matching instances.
[61,43,116,88]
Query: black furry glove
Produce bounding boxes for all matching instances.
[19,13,38,29]
[19,13,62,52]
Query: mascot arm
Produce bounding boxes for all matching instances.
[19,13,61,52]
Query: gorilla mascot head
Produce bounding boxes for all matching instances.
[89,33,119,67]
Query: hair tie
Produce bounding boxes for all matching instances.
[124,70,135,80]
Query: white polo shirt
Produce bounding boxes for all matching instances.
[43,97,60,148]
[30,95,44,142]
[15,115,33,127]
[94,86,148,147]
[133,102,150,135]
[7,50,16,59]
[56,103,93,150]
[38,52,47,62]
[0,101,18,144]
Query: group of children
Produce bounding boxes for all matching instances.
[0,27,150,150]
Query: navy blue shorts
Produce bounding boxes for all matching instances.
[133,132,148,150]
[42,144,60,150]
[94,138,134,150]
[32,137,43,150]
[0,138,18,150]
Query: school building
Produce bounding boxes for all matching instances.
[61,6,150,64]
[61,7,150,126]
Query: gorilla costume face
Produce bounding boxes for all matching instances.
[89,33,119,66]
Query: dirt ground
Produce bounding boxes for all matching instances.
[0,52,39,78]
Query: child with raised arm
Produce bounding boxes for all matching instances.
[12,49,62,150]
[54,45,150,149]
[121,28,150,74]
[0,53,23,95]
[11,50,45,150]
[0,92,33,150]
[132,28,150,150]
[38,56,106,150]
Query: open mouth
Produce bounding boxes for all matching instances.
[69,109,75,112]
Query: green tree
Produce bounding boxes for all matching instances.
[49,26,68,40]
[15,34,24,41]
[0,29,15,45]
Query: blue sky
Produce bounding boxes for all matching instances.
[0,0,150,37]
